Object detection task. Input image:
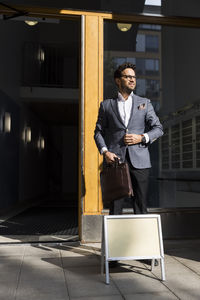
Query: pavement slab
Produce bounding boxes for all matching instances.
[15,282,69,300]
[61,254,100,268]
[0,245,25,257]
[0,285,16,300]
[110,269,169,295]
[0,240,200,300]
[0,256,23,282]
[19,265,65,282]
[23,255,62,268]
[64,266,121,298]
[152,254,200,300]
[23,244,60,257]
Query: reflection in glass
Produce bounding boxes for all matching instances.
[137,78,160,99]
[136,34,159,52]
[104,20,200,209]
[133,58,159,76]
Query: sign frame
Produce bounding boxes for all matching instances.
[101,214,166,284]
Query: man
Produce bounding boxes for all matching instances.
[94,62,163,215]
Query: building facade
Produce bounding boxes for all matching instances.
[1,0,200,242]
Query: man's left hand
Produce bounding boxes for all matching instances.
[124,133,142,145]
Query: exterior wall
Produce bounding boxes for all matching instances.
[1,4,200,241]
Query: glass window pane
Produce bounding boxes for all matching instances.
[136,34,146,52]
[104,20,200,209]
[136,58,159,76]
[146,35,159,52]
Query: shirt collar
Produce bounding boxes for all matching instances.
[118,91,133,102]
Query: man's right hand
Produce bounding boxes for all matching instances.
[103,151,119,164]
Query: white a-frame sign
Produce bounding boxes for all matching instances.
[101,214,166,284]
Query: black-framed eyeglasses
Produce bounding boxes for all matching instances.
[121,75,136,80]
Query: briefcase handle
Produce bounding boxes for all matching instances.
[105,157,121,169]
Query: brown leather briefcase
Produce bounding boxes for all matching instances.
[100,159,133,206]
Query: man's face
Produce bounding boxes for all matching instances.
[116,68,136,94]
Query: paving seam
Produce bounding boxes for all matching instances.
[108,262,174,300]
[142,261,181,300]
[107,273,126,300]
[13,245,26,300]
[171,255,200,277]
[61,245,122,299]
[60,248,71,300]
[108,262,158,300]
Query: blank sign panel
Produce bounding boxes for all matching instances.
[106,217,161,258]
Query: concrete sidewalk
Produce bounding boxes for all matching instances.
[0,240,200,300]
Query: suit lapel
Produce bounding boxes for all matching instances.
[110,98,125,127]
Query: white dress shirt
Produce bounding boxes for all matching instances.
[101,92,149,154]
[118,91,133,127]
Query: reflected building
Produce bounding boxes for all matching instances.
[160,101,200,207]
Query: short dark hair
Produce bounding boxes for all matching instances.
[114,62,136,79]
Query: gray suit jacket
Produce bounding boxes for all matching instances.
[94,94,163,169]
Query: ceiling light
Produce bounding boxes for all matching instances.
[24,20,38,26]
[117,23,132,32]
